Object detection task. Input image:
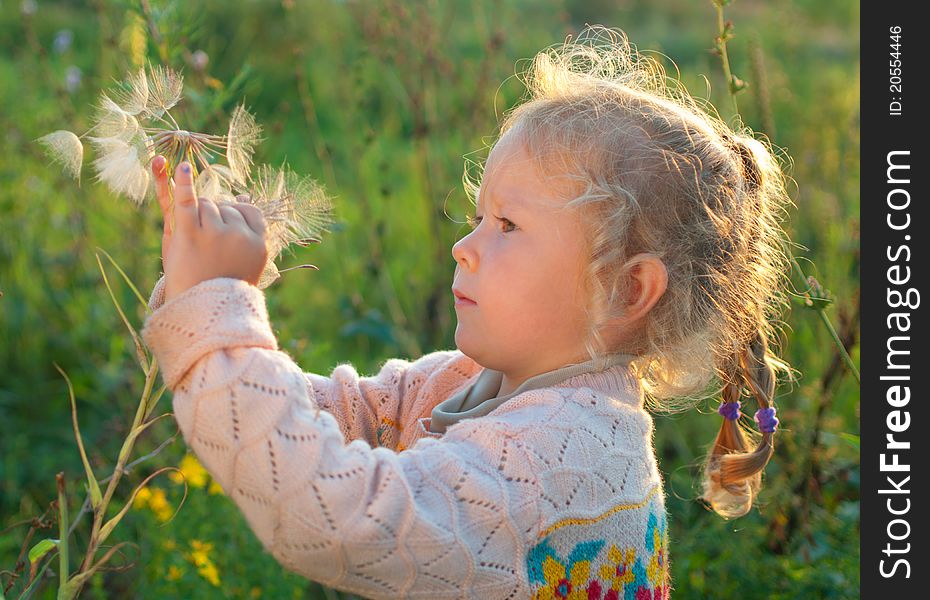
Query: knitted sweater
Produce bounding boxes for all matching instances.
[141,276,672,599]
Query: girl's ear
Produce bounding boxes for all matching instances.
[621,253,668,324]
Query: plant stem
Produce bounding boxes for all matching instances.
[56,474,69,598]
[712,0,859,383]
[794,258,860,382]
[713,3,740,116]
[78,357,160,573]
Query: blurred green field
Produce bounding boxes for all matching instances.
[0,0,859,598]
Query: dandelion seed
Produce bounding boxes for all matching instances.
[226,103,262,185]
[110,67,149,116]
[144,63,183,119]
[92,94,142,139]
[194,163,236,200]
[36,130,83,182]
[239,164,334,288]
[89,136,152,205]
[248,164,335,259]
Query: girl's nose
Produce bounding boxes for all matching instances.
[452,235,477,271]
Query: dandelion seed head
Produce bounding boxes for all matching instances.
[226,104,262,185]
[37,130,83,182]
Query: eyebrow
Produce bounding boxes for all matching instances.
[478,189,529,213]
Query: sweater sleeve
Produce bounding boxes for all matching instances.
[140,277,540,598]
[143,275,468,449]
[148,273,168,313]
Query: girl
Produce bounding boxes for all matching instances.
[142,26,793,599]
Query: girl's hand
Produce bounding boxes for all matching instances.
[152,156,268,302]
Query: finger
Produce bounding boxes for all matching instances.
[151,156,171,232]
[198,197,224,230]
[217,202,247,227]
[161,227,171,267]
[232,202,266,235]
[173,162,200,233]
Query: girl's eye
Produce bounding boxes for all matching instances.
[466,214,517,233]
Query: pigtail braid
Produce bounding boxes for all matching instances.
[701,329,780,518]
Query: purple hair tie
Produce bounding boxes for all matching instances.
[718,400,741,421]
[754,407,779,433]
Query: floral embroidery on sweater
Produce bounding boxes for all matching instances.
[527,492,670,600]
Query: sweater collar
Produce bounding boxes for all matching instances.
[429,352,640,434]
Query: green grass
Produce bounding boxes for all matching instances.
[0,0,859,597]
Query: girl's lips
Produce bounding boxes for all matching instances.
[452,289,476,306]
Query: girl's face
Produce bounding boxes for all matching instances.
[451,130,593,383]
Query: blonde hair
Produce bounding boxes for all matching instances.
[466,26,796,518]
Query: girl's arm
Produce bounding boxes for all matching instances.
[140,276,540,598]
[146,274,478,450]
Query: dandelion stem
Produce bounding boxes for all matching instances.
[165,109,181,131]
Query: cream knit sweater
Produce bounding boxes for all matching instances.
[142,276,672,599]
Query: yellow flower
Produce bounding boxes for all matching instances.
[169,454,209,488]
[208,479,224,495]
[250,586,262,598]
[132,486,152,510]
[147,486,174,522]
[598,545,636,591]
[161,539,177,552]
[533,555,591,600]
[147,486,168,512]
[646,520,668,587]
[166,565,184,581]
[186,540,221,587]
[188,539,214,565]
[198,562,220,586]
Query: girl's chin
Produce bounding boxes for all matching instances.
[453,328,479,355]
